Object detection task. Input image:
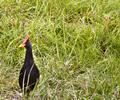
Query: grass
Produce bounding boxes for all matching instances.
[0,0,120,99]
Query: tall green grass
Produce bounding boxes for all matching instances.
[0,0,120,99]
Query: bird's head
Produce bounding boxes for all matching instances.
[19,34,31,49]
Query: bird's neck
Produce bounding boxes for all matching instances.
[25,47,34,64]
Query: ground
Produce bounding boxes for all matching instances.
[0,0,120,99]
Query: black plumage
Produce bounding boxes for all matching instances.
[19,35,40,95]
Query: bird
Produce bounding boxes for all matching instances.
[19,34,40,96]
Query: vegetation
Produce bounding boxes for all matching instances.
[0,0,120,99]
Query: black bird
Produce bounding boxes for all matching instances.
[19,34,40,95]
